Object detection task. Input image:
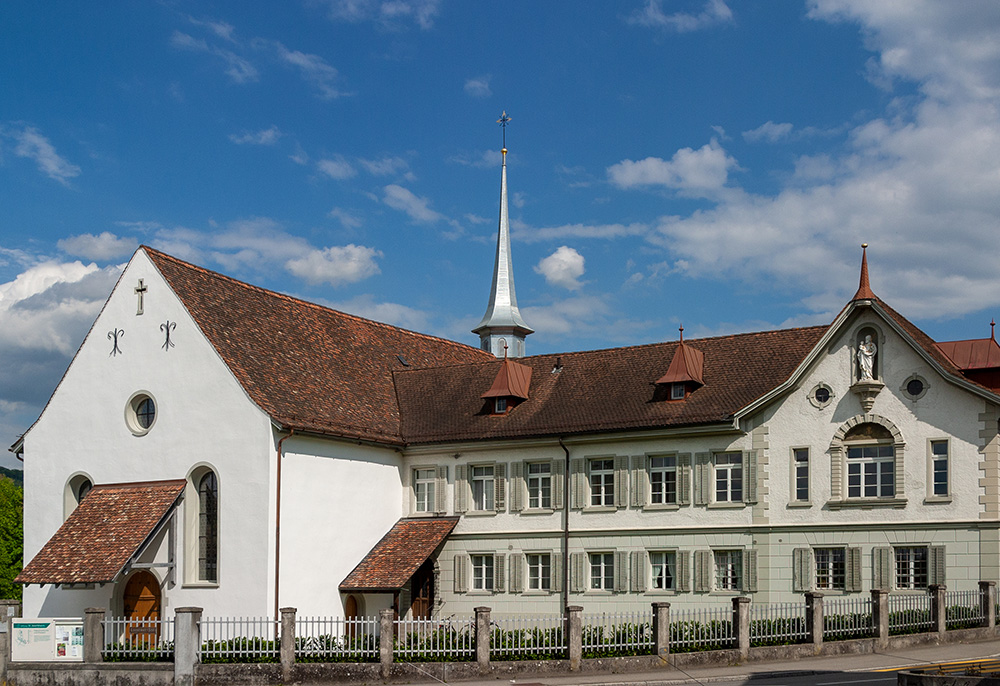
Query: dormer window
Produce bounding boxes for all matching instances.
[655,327,704,402]
[494,397,508,414]
[481,357,532,416]
[671,383,685,400]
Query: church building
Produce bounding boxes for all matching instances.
[12,141,1000,626]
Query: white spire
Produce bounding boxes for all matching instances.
[473,115,533,358]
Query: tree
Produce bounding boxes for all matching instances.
[0,477,23,601]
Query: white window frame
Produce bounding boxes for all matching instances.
[846,443,895,498]
[589,459,615,507]
[527,553,551,591]
[714,550,742,591]
[527,462,552,509]
[814,548,846,590]
[714,452,743,503]
[589,552,614,590]
[471,465,495,511]
[928,438,950,499]
[650,551,676,591]
[791,447,810,504]
[649,455,678,505]
[670,383,685,400]
[895,547,929,590]
[471,554,495,591]
[413,468,436,513]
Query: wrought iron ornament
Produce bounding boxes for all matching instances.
[134,279,148,315]
[497,110,511,149]
[161,320,176,351]
[108,328,125,357]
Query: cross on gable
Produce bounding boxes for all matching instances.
[134,279,148,315]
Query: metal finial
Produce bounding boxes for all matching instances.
[497,110,511,150]
[679,325,684,343]
[992,319,996,340]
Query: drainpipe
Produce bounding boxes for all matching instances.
[274,428,295,622]
[559,438,570,609]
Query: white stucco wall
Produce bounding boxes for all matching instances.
[22,250,276,618]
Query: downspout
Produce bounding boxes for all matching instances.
[274,428,295,622]
[559,438,570,610]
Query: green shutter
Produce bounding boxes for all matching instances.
[552,552,563,593]
[743,450,758,504]
[510,462,524,512]
[570,552,586,592]
[694,550,712,593]
[846,547,862,592]
[694,453,711,505]
[631,550,646,593]
[494,554,505,592]
[792,548,811,592]
[571,459,586,510]
[552,460,565,510]
[509,553,523,593]
[676,550,691,592]
[677,453,692,505]
[930,546,946,586]
[454,555,467,593]
[631,455,646,508]
[614,456,629,508]
[614,550,628,592]
[743,549,758,592]
[873,547,893,591]
[435,466,448,514]
[495,463,507,512]
[454,465,468,513]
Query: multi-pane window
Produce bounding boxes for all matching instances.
[590,552,614,590]
[815,548,845,590]
[471,465,495,510]
[714,550,741,591]
[896,547,928,589]
[931,440,949,497]
[198,471,218,583]
[793,448,809,502]
[714,452,743,502]
[471,554,495,590]
[671,383,685,400]
[590,459,615,506]
[650,551,676,590]
[650,456,677,505]
[527,553,551,590]
[528,462,552,509]
[847,445,895,498]
[414,468,436,512]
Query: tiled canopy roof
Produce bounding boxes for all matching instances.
[340,517,458,592]
[656,338,705,386]
[936,337,1000,371]
[146,247,493,444]
[16,480,185,585]
[396,326,828,443]
[481,358,532,399]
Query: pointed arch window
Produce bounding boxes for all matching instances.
[198,471,218,583]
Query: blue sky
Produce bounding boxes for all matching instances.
[3,1,1000,466]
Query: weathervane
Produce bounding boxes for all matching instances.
[497,110,511,150]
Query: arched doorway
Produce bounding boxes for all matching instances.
[122,571,161,645]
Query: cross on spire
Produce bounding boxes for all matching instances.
[497,110,511,150]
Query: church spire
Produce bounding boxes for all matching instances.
[851,243,876,301]
[473,111,533,358]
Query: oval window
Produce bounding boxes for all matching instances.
[125,392,158,436]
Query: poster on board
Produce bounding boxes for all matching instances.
[11,619,85,662]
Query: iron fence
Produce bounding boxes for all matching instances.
[945,589,985,630]
[392,616,474,662]
[669,605,736,653]
[888,593,935,635]
[199,616,279,663]
[103,616,174,661]
[823,595,873,641]
[580,611,653,657]
[749,602,808,646]
[295,615,379,662]
[490,614,566,660]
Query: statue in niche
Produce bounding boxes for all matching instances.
[858,334,877,381]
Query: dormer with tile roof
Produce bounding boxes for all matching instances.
[480,352,532,414]
[655,326,705,401]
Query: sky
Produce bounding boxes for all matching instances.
[3,1,1000,468]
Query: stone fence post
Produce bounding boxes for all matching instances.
[980,581,996,629]
[566,605,583,671]
[871,589,889,649]
[652,602,670,659]
[929,585,947,635]
[805,592,824,647]
[733,596,751,659]
[379,608,395,676]
[174,607,202,686]
[83,607,104,663]
[280,607,296,681]
[474,606,491,670]
[0,599,21,683]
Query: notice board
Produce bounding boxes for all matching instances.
[11,618,85,662]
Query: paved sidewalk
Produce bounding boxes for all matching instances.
[401,637,1000,686]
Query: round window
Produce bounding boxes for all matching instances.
[814,387,830,404]
[906,378,924,397]
[125,392,157,436]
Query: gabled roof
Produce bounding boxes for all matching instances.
[17,480,185,585]
[145,247,493,444]
[936,336,1000,371]
[655,335,705,386]
[481,357,532,399]
[340,517,458,592]
[396,326,828,443]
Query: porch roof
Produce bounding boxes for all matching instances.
[340,517,458,593]
[16,479,185,586]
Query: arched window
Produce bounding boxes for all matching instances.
[829,414,905,503]
[77,479,92,503]
[64,473,94,519]
[198,471,218,583]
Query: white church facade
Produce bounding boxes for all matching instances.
[12,147,1000,625]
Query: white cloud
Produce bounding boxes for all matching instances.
[514,220,649,243]
[464,76,492,98]
[382,184,444,223]
[627,0,734,32]
[57,232,137,261]
[317,157,357,179]
[170,31,258,83]
[607,140,737,195]
[449,149,501,168]
[188,17,236,42]
[328,207,363,228]
[285,245,382,286]
[535,246,585,290]
[271,41,345,99]
[743,121,794,143]
[318,0,440,30]
[229,126,283,145]
[4,125,81,186]
[359,156,411,177]
[330,294,432,331]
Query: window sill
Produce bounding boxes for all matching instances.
[520,590,555,595]
[826,498,907,509]
[464,510,498,517]
[643,503,680,511]
[182,582,220,589]
[410,511,445,517]
[520,508,556,516]
[923,496,952,504]
[583,506,617,513]
[786,501,812,508]
[707,503,745,510]
[645,589,678,595]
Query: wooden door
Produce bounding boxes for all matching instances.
[411,562,433,619]
[122,571,161,645]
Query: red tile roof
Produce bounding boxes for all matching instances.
[17,480,185,585]
[145,247,493,444]
[396,326,828,443]
[340,517,458,591]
